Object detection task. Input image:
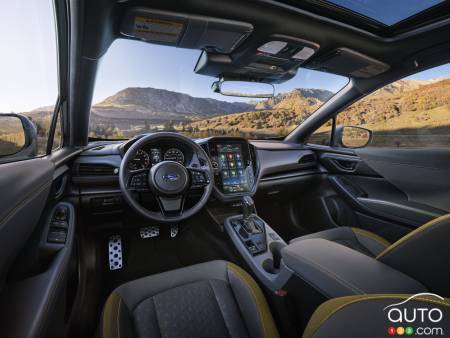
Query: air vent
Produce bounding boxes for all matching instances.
[299,153,316,165]
[77,163,117,176]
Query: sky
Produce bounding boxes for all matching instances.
[92,40,349,104]
[328,0,443,26]
[0,0,449,113]
[0,0,58,113]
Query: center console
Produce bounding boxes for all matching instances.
[224,196,292,291]
[224,197,428,299]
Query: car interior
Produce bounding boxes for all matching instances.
[1,0,450,337]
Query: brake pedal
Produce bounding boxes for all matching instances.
[140,226,160,239]
[108,235,123,271]
[170,225,179,238]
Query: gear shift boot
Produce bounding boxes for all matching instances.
[242,215,263,234]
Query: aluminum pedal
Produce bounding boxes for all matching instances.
[170,225,179,238]
[140,226,160,239]
[108,235,123,270]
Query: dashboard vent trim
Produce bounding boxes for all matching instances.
[298,153,316,165]
[77,163,117,176]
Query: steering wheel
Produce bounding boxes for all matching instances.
[119,132,214,223]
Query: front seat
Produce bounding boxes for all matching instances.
[290,213,450,296]
[302,294,450,338]
[100,260,280,338]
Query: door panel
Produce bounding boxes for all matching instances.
[0,154,78,338]
[355,148,450,213]
[312,145,448,241]
[0,158,54,284]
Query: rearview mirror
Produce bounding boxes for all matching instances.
[335,126,372,148]
[212,80,274,98]
[0,114,38,162]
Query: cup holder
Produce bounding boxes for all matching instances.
[262,258,279,274]
[262,241,286,274]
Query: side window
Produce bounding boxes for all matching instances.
[336,64,450,148]
[307,119,333,145]
[0,0,58,163]
[51,110,63,151]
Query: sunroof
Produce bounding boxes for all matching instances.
[325,0,445,26]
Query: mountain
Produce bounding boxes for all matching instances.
[186,79,450,138]
[186,88,334,136]
[337,78,450,128]
[254,88,333,110]
[92,87,254,123]
[378,78,444,95]
[16,78,450,141]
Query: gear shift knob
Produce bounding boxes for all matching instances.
[242,196,255,221]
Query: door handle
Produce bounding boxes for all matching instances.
[333,159,358,171]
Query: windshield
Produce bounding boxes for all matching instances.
[89,39,348,140]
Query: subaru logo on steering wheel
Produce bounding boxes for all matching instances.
[162,172,180,182]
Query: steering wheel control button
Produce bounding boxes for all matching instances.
[108,235,123,271]
[150,161,189,195]
[130,173,147,188]
[140,226,160,239]
[191,170,209,186]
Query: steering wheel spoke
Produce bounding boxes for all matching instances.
[127,170,150,191]
[187,166,211,189]
[156,195,185,217]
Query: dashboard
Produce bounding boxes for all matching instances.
[124,136,257,198]
[72,135,319,210]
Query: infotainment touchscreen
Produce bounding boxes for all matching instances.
[217,144,251,193]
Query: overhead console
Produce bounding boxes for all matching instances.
[195,35,319,83]
[120,8,253,53]
[306,47,390,78]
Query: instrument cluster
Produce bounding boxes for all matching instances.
[128,147,185,170]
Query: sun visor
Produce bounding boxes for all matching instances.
[120,8,253,53]
[307,48,390,78]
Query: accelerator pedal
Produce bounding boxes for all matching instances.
[108,235,123,271]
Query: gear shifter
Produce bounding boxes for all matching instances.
[241,196,261,234]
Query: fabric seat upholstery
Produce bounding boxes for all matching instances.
[100,260,280,338]
[290,226,390,257]
[302,294,450,338]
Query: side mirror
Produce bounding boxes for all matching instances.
[335,125,372,148]
[212,80,274,98]
[0,113,38,162]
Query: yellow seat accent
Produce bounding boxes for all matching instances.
[227,262,280,338]
[352,227,391,248]
[376,213,450,259]
[102,291,122,338]
[302,294,450,338]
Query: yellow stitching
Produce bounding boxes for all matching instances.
[117,297,121,338]
[377,213,450,259]
[228,263,279,338]
[352,227,390,248]
[303,294,450,338]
